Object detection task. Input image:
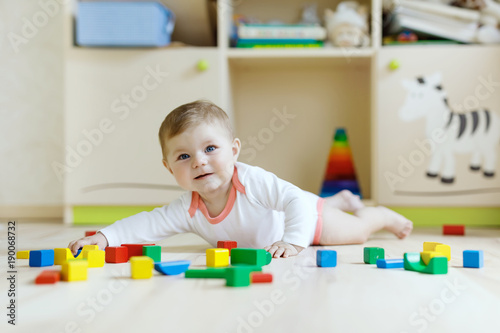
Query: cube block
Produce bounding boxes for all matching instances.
[463,250,483,268]
[105,246,129,263]
[316,249,337,267]
[54,248,74,265]
[76,245,99,259]
[130,256,154,279]
[29,250,54,267]
[143,245,162,262]
[443,225,465,235]
[206,248,229,267]
[364,247,384,264]
[83,250,105,268]
[217,240,238,254]
[225,266,253,287]
[62,260,88,281]
[231,248,272,266]
[35,270,61,284]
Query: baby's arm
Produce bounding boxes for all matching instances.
[68,232,109,256]
[264,241,305,258]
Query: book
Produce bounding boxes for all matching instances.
[238,24,326,40]
[236,40,324,48]
[398,0,480,22]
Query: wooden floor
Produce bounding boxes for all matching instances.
[2,222,500,333]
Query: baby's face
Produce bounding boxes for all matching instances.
[163,123,240,196]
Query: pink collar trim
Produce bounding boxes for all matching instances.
[188,166,245,224]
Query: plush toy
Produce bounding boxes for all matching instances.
[325,1,370,47]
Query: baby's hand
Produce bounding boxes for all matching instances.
[68,232,109,256]
[264,241,304,258]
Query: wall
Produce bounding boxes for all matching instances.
[0,0,64,218]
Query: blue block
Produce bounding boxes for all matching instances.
[77,2,175,47]
[29,250,54,267]
[463,250,483,268]
[376,258,404,269]
[154,260,191,275]
[316,250,337,267]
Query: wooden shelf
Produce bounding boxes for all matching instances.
[227,47,375,59]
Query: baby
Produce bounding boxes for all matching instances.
[68,100,412,258]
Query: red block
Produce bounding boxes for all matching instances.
[105,246,129,263]
[35,270,61,284]
[443,225,465,236]
[251,272,273,283]
[217,240,237,255]
[121,244,155,260]
[85,231,97,237]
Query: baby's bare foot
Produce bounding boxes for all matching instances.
[326,190,364,212]
[378,206,413,239]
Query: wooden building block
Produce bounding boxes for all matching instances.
[16,250,29,259]
[105,246,129,263]
[54,248,75,265]
[76,245,99,259]
[250,272,273,283]
[404,252,448,274]
[185,268,228,279]
[154,260,191,275]
[61,260,88,281]
[217,240,237,254]
[420,251,441,265]
[35,270,61,284]
[83,250,105,268]
[423,242,451,261]
[376,259,404,269]
[206,248,229,267]
[231,248,272,267]
[225,267,253,287]
[363,247,384,264]
[130,256,154,279]
[316,249,337,267]
[463,250,484,268]
[29,250,54,267]
[443,225,465,235]
[143,245,162,262]
[85,231,97,236]
[121,244,155,260]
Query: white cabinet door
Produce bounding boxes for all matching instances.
[64,48,221,205]
[375,45,500,206]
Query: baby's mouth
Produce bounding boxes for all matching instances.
[195,173,213,180]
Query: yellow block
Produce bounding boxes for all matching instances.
[130,256,154,279]
[62,260,88,282]
[420,251,443,265]
[16,251,30,259]
[83,250,105,268]
[54,248,75,265]
[76,245,100,259]
[206,248,229,267]
[423,242,451,261]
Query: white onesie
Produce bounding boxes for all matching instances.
[100,162,324,249]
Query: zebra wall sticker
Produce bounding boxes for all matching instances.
[398,72,500,184]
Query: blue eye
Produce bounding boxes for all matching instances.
[178,154,189,160]
[205,146,216,153]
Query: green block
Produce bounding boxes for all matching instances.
[364,247,385,264]
[231,249,272,267]
[185,268,227,279]
[404,253,448,275]
[225,266,253,287]
[142,245,161,262]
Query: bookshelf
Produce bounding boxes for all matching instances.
[63,0,500,223]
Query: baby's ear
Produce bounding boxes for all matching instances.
[232,138,241,160]
[162,159,173,174]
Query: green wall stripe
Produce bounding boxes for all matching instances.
[390,207,500,227]
[73,206,158,225]
[72,206,500,226]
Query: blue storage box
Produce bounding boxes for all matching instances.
[76,2,175,47]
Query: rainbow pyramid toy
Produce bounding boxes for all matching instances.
[319,128,361,198]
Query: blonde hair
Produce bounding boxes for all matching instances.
[159,100,233,157]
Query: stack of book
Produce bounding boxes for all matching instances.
[388,0,480,43]
[236,23,327,48]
